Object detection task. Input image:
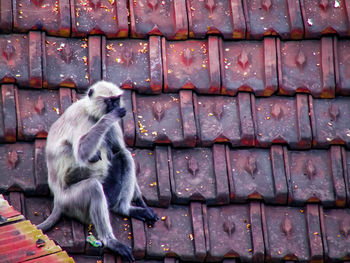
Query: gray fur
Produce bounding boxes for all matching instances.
[37,81,158,262]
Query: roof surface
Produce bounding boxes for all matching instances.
[0,0,350,262]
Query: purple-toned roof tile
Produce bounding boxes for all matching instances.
[244,0,304,39]
[102,37,162,94]
[71,0,128,38]
[320,207,350,261]
[162,37,220,94]
[220,38,277,96]
[43,36,90,90]
[129,0,188,40]
[300,0,350,38]
[194,93,255,146]
[187,0,246,39]
[0,84,16,143]
[252,94,312,149]
[133,91,196,148]
[284,147,346,207]
[277,38,335,98]
[16,88,61,140]
[334,38,350,95]
[13,0,70,37]
[309,96,350,148]
[226,146,287,204]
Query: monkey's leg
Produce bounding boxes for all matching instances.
[62,178,135,262]
[37,203,62,231]
[107,152,159,225]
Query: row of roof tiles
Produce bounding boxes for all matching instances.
[1,139,350,207]
[1,33,350,97]
[0,194,74,263]
[5,193,350,262]
[1,85,349,148]
[2,0,350,40]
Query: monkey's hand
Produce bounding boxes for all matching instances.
[109,107,126,119]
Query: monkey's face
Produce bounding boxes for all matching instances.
[104,96,121,113]
[86,81,124,119]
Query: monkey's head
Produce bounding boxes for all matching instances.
[86,81,124,119]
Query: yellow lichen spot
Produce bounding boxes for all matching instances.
[148,152,153,155]
[202,64,207,68]
[266,116,271,120]
[82,56,88,65]
[116,58,121,63]
[248,248,252,252]
[176,171,180,174]
[246,224,251,230]
[300,209,304,213]
[189,234,194,240]
[208,113,213,116]
[168,69,172,74]
[85,74,89,79]
[113,16,117,20]
[161,216,167,221]
[119,43,124,46]
[149,182,157,187]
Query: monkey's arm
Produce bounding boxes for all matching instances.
[75,107,126,164]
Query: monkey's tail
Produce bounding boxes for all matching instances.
[36,204,62,232]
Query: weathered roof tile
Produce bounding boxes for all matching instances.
[13,0,70,37]
[252,94,312,149]
[15,88,61,140]
[244,0,304,39]
[284,146,346,207]
[0,84,16,143]
[163,37,221,94]
[226,147,287,204]
[187,0,246,39]
[43,36,90,90]
[277,38,335,98]
[71,0,128,38]
[309,96,350,148]
[220,38,278,96]
[129,0,188,40]
[133,92,196,148]
[320,207,350,261]
[334,38,350,95]
[300,0,350,38]
[102,37,162,94]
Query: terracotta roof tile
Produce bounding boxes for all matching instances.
[187,0,246,39]
[244,0,304,40]
[129,0,188,40]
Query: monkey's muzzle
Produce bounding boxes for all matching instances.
[105,96,121,113]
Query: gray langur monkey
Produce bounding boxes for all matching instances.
[37,81,159,262]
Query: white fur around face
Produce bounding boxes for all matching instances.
[86,81,124,119]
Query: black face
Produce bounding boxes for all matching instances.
[104,96,121,113]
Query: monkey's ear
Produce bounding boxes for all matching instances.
[88,89,94,98]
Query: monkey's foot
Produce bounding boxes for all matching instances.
[144,207,159,226]
[105,239,135,262]
[130,207,159,226]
